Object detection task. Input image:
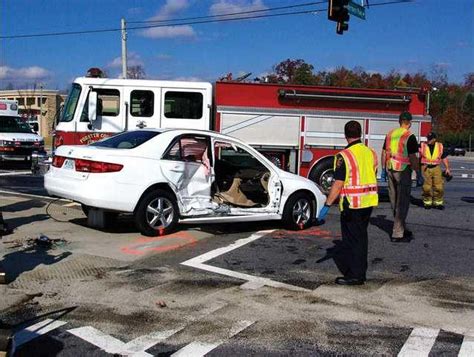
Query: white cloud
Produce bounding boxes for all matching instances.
[209,0,268,19]
[434,62,451,69]
[140,0,196,39]
[128,7,143,16]
[142,25,196,39]
[107,52,144,68]
[0,65,50,80]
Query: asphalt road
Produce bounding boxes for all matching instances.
[0,157,473,356]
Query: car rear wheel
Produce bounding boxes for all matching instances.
[282,192,314,230]
[135,189,178,236]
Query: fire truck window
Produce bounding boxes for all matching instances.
[97,89,120,116]
[130,90,154,117]
[164,92,203,119]
[80,89,120,122]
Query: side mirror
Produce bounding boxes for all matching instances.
[33,123,39,132]
[88,91,98,122]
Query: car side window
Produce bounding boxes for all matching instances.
[80,89,121,122]
[163,135,209,163]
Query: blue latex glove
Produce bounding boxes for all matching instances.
[416,171,424,187]
[318,204,330,221]
[380,169,387,181]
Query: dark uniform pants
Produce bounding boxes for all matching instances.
[422,165,444,206]
[334,207,373,280]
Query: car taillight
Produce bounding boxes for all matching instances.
[52,155,66,168]
[75,159,123,173]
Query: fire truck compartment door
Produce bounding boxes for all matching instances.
[220,113,300,147]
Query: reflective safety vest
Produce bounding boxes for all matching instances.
[420,142,443,165]
[385,127,412,171]
[334,143,379,211]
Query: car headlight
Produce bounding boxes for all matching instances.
[0,140,14,146]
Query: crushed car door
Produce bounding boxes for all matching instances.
[160,135,213,215]
[212,139,282,214]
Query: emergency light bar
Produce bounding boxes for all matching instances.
[278,89,411,104]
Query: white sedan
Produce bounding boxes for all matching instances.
[45,129,326,236]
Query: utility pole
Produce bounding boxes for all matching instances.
[39,83,43,135]
[121,18,128,79]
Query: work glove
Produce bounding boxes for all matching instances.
[416,170,424,187]
[318,204,331,221]
[380,169,387,181]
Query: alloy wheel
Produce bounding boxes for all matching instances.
[146,197,174,229]
[292,198,311,226]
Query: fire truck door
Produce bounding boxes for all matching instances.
[78,88,124,135]
[123,88,161,130]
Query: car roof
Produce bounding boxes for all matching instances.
[136,128,244,144]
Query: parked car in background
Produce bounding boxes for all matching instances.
[45,129,326,236]
[447,146,466,156]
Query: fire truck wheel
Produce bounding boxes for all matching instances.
[135,189,179,236]
[309,159,334,195]
[282,191,314,230]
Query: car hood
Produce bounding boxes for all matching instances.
[0,132,43,141]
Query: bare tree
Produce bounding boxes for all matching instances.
[127,65,146,79]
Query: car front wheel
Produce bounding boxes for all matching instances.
[135,189,179,236]
[282,192,314,230]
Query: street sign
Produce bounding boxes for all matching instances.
[348,1,366,20]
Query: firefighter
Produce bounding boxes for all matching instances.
[381,112,419,242]
[318,120,378,285]
[420,132,450,209]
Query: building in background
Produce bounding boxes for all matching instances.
[0,89,65,138]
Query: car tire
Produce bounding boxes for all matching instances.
[135,189,179,236]
[282,191,314,230]
[309,158,334,195]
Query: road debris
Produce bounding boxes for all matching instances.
[2,235,67,250]
[155,300,167,308]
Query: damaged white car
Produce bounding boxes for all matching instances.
[45,129,326,236]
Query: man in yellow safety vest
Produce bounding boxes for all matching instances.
[420,132,450,209]
[381,111,420,242]
[319,120,378,285]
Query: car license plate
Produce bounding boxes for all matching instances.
[63,159,75,170]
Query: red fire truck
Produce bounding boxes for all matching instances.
[50,72,431,191]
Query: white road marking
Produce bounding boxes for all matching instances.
[458,334,474,357]
[14,319,67,347]
[171,320,255,357]
[63,202,80,207]
[0,171,31,176]
[181,230,310,292]
[397,327,439,357]
[121,329,183,355]
[461,174,468,178]
[67,326,128,355]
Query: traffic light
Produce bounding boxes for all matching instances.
[328,0,350,35]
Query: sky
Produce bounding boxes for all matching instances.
[0,0,472,90]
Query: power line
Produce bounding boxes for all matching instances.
[0,0,415,40]
[127,1,327,24]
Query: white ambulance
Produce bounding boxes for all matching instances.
[0,100,45,164]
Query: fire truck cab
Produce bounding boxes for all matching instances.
[54,76,212,147]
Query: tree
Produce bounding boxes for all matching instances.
[4,82,14,90]
[273,59,314,84]
[127,65,146,79]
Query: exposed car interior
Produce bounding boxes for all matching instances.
[164,136,271,209]
[212,141,270,208]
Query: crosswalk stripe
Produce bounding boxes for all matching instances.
[14,319,67,347]
[121,328,183,355]
[171,320,255,357]
[397,328,439,357]
[458,335,474,357]
[67,326,130,355]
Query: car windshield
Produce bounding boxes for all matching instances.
[60,83,81,122]
[90,130,160,149]
[0,116,34,133]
